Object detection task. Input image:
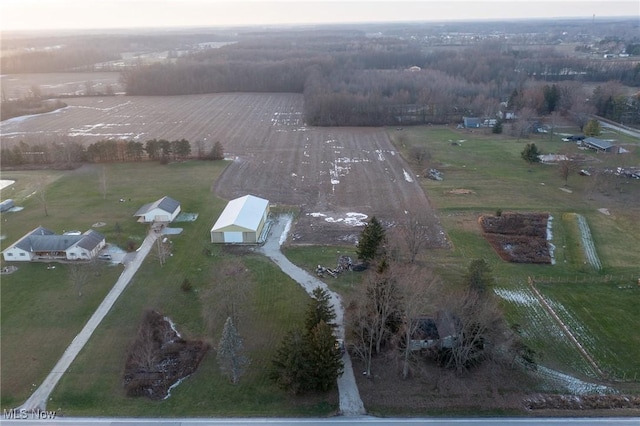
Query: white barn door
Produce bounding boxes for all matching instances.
[225,232,243,243]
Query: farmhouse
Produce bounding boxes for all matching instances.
[210,195,269,244]
[409,311,458,351]
[134,196,181,223]
[2,226,106,262]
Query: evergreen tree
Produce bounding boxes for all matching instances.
[304,287,336,332]
[217,316,249,384]
[521,143,541,163]
[492,119,503,134]
[464,259,495,296]
[305,321,344,392]
[270,329,310,394]
[356,216,386,262]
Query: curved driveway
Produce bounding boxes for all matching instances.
[17,230,159,412]
[258,215,366,416]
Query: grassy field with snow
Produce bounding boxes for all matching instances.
[393,125,640,385]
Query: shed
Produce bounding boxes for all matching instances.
[463,117,481,128]
[210,195,269,244]
[582,137,613,153]
[134,196,181,223]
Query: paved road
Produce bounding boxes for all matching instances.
[16,230,160,412]
[597,117,640,139]
[2,416,639,425]
[257,215,366,416]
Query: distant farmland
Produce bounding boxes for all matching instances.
[1,92,446,247]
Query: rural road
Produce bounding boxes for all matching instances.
[16,229,160,412]
[258,215,366,416]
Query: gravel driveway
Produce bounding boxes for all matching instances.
[258,215,366,416]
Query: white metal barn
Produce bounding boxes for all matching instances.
[210,195,269,244]
[134,196,181,223]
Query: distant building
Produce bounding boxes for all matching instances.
[134,196,181,223]
[463,117,481,128]
[582,137,614,153]
[3,227,106,262]
[211,195,269,244]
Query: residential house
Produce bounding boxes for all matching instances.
[3,227,106,262]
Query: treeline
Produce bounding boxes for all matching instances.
[0,138,224,168]
[121,34,640,127]
[1,48,119,73]
[0,98,67,121]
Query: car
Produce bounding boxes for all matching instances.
[98,253,112,261]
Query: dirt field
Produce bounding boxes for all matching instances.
[0,92,447,247]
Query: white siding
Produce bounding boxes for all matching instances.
[224,232,243,243]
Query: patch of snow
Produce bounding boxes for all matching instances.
[536,365,613,395]
[323,212,368,227]
[402,169,414,183]
[494,287,540,307]
[163,376,189,400]
[597,208,610,216]
[164,316,182,338]
[279,215,292,246]
[547,215,556,265]
[0,180,15,190]
[375,149,385,161]
[308,212,326,218]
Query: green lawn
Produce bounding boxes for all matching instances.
[389,126,640,384]
[2,160,337,415]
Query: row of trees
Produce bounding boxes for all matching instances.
[0,138,224,167]
[119,34,640,127]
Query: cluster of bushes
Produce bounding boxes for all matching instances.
[479,213,552,264]
[122,310,209,400]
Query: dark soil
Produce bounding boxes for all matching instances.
[123,310,209,400]
[479,212,552,264]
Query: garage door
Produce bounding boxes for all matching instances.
[224,232,243,243]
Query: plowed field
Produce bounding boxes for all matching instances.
[1,93,446,246]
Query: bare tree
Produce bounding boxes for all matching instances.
[99,166,108,199]
[391,211,434,263]
[346,297,376,377]
[68,263,90,297]
[211,259,251,327]
[155,237,170,267]
[36,176,49,216]
[397,265,441,379]
[558,159,578,186]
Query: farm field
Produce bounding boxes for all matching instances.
[1,89,639,415]
[1,93,446,247]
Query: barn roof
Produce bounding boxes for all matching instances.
[583,137,613,151]
[134,196,180,217]
[211,195,269,232]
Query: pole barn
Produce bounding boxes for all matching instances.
[210,195,269,244]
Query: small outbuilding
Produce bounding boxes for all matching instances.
[582,137,614,153]
[134,196,181,223]
[210,195,269,244]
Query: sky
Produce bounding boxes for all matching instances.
[1,0,638,32]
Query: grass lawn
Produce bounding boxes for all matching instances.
[2,160,337,415]
[388,126,640,386]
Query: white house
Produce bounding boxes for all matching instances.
[134,196,181,223]
[2,226,106,262]
[211,195,269,244]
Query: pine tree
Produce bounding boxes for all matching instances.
[217,316,249,384]
[304,287,336,332]
[270,329,309,394]
[305,321,344,392]
[356,216,386,262]
[521,143,541,163]
[464,259,494,296]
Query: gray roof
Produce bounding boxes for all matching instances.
[76,229,105,251]
[12,226,104,253]
[134,196,180,216]
[584,137,613,150]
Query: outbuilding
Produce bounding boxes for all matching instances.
[210,195,269,244]
[134,196,181,223]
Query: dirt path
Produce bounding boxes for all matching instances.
[257,215,366,416]
[16,229,160,411]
